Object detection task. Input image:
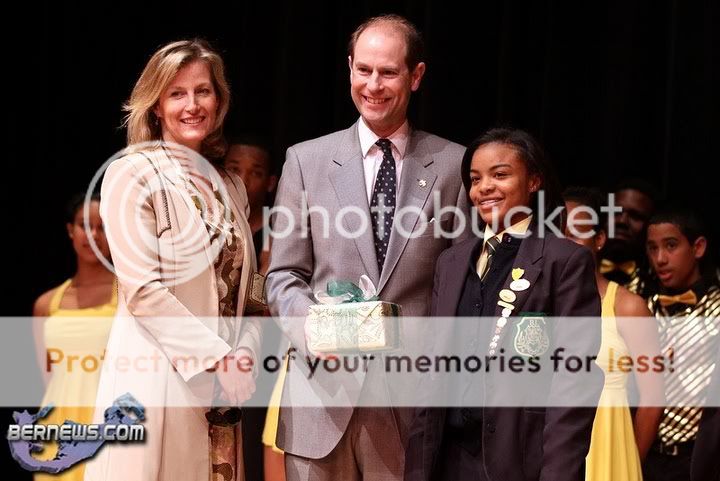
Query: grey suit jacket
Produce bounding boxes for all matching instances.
[266,121,470,458]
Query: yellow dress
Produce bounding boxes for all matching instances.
[585,281,643,481]
[34,279,117,481]
[261,350,288,454]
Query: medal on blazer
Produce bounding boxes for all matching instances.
[499,289,516,303]
[513,315,550,357]
[490,300,513,354]
[490,267,533,355]
[510,268,530,291]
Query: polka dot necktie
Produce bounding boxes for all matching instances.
[370,138,397,273]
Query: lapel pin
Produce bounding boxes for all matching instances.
[499,289,517,303]
[510,267,530,291]
[418,179,427,187]
[497,300,515,310]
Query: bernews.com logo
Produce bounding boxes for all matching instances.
[6,393,145,474]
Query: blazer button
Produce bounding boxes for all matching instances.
[486,421,496,433]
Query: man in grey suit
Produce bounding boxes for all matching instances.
[266,14,470,481]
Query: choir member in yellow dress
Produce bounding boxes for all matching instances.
[563,187,664,481]
[32,193,117,481]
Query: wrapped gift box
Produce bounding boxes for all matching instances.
[306,301,401,353]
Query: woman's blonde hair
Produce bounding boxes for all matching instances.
[123,39,231,159]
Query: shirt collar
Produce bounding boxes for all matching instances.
[358,117,410,159]
[483,215,533,244]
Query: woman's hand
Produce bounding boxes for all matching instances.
[215,348,256,406]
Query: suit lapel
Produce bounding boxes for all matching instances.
[488,232,545,354]
[378,132,437,292]
[328,123,381,286]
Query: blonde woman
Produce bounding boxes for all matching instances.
[85,39,261,481]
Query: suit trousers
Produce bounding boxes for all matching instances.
[284,406,409,481]
[285,358,412,481]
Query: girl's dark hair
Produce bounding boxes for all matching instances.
[225,132,277,175]
[648,205,716,284]
[461,128,563,226]
[65,193,101,224]
[563,186,608,231]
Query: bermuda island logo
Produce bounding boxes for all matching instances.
[6,393,145,474]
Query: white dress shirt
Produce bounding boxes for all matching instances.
[476,215,533,278]
[357,117,409,204]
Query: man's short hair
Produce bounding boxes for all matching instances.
[348,14,424,71]
[648,205,707,245]
[614,177,660,205]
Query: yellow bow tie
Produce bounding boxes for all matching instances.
[657,290,698,307]
[600,259,637,276]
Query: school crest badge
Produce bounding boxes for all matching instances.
[513,316,550,357]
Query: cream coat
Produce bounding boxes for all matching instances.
[85,148,260,481]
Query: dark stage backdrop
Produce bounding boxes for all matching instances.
[5,0,719,476]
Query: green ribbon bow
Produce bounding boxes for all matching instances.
[326,280,379,303]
